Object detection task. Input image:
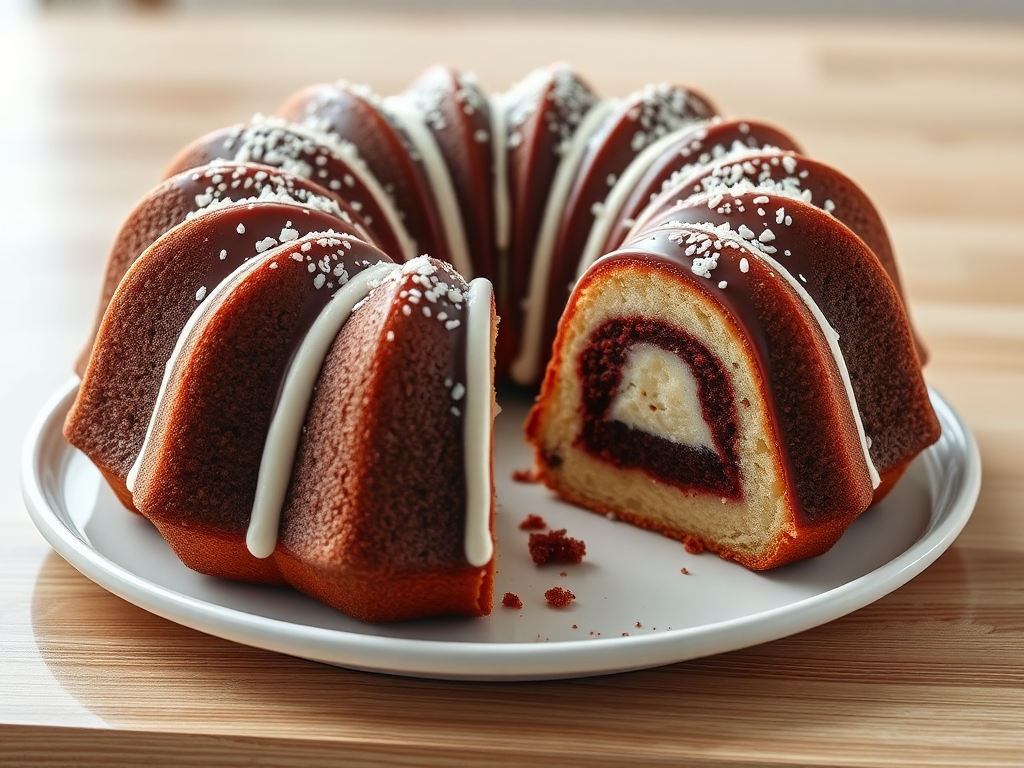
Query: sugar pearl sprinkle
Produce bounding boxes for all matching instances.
[262,230,368,293]
[186,163,346,224]
[505,65,598,157]
[219,115,394,220]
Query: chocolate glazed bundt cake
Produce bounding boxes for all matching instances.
[66,62,939,621]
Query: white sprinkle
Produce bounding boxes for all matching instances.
[386,330,395,342]
[739,257,750,273]
[445,319,461,330]
[402,304,412,316]
[691,253,719,278]
[782,155,798,174]
[451,406,461,417]
[301,242,312,252]
[799,273,807,283]
[824,199,836,213]
[236,223,246,234]
[752,195,770,205]
[307,263,316,273]
[313,273,325,289]
[718,280,728,289]
[737,224,756,240]
[269,262,278,270]
[279,227,299,242]
[219,249,227,260]
[758,228,776,243]
[451,382,465,401]
[195,286,206,301]
[255,237,278,253]
[422,306,432,317]
[474,128,489,143]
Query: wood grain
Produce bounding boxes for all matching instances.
[1,8,1022,767]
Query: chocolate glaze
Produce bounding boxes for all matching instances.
[163,124,406,260]
[405,66,498,284]
[74,161,364,378]
[277,83,450,264]
[66,201,356,498]
[642,151,899,297]
[633,191,938,476]
[576,316,742,498]
[605,118,802,254]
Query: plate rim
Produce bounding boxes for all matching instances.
[21,377,981,680]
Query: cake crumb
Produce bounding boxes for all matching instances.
[544,587,575,608]
[680,567,689,575]
[518,513,547,531]
[560,571,568,578]
[529,529,586,565]
[501,592,523,609]
[512,467,540,483]
[683,536,705,555]
[572,624,578,629]
[636,622,642,628]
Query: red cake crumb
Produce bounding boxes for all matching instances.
[529,529,586,565]
[518,513,547,530]
[680,567,690,575]
[544,587,575,608]
[560,571,568,577]
[636,622,642,628]
[512,467,540,483]
[683,536,705,555]
[501,592,523,609]
[572,624,578,629]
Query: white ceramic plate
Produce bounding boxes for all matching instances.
[23,378,979,681]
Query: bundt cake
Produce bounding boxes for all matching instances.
[66,62,939,621]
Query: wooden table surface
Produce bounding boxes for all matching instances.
[1,8,1022,767]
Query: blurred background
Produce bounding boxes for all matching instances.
[5,0,1024,15]
[1,0,1022,487]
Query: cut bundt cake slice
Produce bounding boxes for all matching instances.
[526,199,940,569]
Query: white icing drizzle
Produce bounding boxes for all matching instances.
[575,125,705,279]
[462,278,495,567]
[508,98,618,385]
[246,261,399,558]
[489,93,511,254]
[126,254,266,493]
[383,95,475,279]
